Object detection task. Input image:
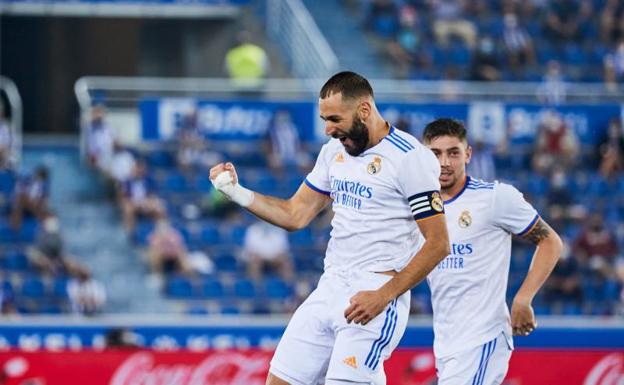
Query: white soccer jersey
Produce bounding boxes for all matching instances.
[305,126,443,273]
[427,176,539,359]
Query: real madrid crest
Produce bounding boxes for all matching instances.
[459,210,472,228]
[431,192,444,212]
[367,156,382,175]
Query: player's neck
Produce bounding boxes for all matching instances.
[441,174,468,202]
[367,119,391,149]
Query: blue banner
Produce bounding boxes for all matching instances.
[140,99,316,142]
[0,323,622,350]
[140,99,622,145]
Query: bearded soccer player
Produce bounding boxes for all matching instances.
[210,71,450,385]
[423,118,562,385]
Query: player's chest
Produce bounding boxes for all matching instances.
[444,198,493,237]
[327,153,397,208]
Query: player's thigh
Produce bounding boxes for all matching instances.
[325,292,410,385]
[436,333,512,385]
[269,278,334,385]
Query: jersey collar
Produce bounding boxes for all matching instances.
[443,175,470,205]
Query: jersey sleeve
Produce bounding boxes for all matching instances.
[397,146,444,221]
[304,142,332,196]
[493,182,539,236]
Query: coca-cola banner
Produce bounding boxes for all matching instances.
[0,349,622,385]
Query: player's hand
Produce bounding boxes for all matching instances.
[344,290,389,326]
[511,296,537,336]
[209,162,239,185]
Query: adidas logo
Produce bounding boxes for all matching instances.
[335,153,345,163]
[343,356,357,368]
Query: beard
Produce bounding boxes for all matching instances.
[342,118,370,156]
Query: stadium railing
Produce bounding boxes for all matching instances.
[266,0,339,79]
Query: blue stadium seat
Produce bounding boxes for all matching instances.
[21,277,46,299]
[562,302,583,315]
[162,172,189,193]
[187,306,209,315]
[133,221,155,245]
[146,150,174,169]
[52,277,69,299]
[0,170,15,195]
[264,277,292,300]
[233,278,256,299]
[220,304,242,315]
[195,175,213,193]
[223,224,247,246]
[214,253,238,272]
[288,228,314,247]
[200,226,220,245]
[165,276,194,298]
[199,278,224,299]
[3,250,29,271]
[39,303,62,314]
[603,280,621,302]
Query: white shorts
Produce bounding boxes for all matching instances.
[435,332,513,385]
[270,269,410,385]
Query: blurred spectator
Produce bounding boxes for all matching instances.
[87,105,115,172]
[106,142,136,187]
[267,110,312,175]
[147,218,192,276]
[242,221,294,282]
[10,166,50,229]
[176,111,221,173]
[532,110,579,173]
[0,103,12,170]
[67,267,106,316]
[543,0,593,44]
[0,282,16,315]
[386,5,430,76]
[105,327,141,349]
[27,215,79,277]
[603,40,624,91]
[365,0,399,38]
[469,36,502,81]
[537,60,568,104]
[224,31,269,89]
[120,161,165,234]
[598,118,624,178]
[431,0,477,48]
[546,167,585,230]
[600,0,624,44]
[467,140,496,181]
[544,243,583,305]
[573,213,619,281]
[502,12,536,72]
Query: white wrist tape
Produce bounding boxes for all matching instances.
[211,171,255,207]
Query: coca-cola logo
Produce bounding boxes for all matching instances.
[584,353,624,385]
[110,351,270,385]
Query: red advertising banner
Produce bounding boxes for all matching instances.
[0,349,622,385]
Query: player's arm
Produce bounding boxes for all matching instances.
[344,214,450,325]
[511,217,562,336]
[210,162,331,231]
[382,214,450,298]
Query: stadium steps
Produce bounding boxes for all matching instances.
[300,0,393,79]
[21,137,174,313]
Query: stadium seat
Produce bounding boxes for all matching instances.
[264,277,292,300]
[165,276,194,299]
[146,150,174,169]
[200,226,220,245]
[21,277,46,299]
[162,172,189,194]
[213,253,238,272]
[52,277,69,299]
[3,250,29,271]
[199,278,224,299]
[288,228,314,247]
[233,278,256,299]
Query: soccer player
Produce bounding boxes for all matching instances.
[422,118,562,385]
[210,71,450,385]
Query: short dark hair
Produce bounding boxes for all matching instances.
[422,118,467,143]
[319,71,374,100]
